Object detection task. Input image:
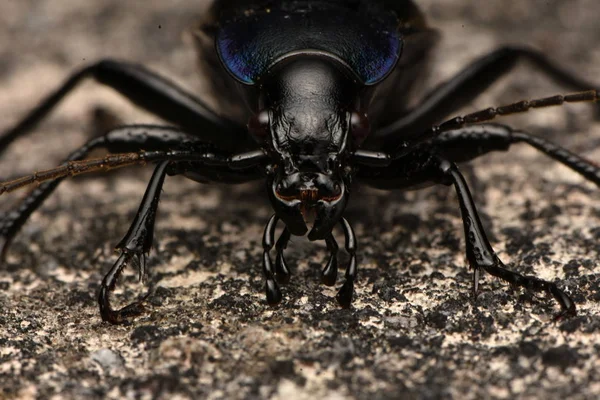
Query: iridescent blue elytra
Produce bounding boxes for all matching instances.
[216,5,402,85]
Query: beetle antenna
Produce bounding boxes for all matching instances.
[0,149,226,195]
[396,89,599,157]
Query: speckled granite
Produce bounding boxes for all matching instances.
[1,1,600,399]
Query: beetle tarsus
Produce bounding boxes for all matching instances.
[485,258,577,320]
[99,296,147,325]
[438,158,577,317]
[98,251,149,324]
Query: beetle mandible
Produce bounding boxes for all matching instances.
[0,0,599,324]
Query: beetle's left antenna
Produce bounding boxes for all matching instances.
[0,149,226,195]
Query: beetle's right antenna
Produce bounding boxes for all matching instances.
[395,89,599,157]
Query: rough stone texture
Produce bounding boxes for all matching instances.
[1,1,600,399]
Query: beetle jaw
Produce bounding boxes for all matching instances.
[267,174,348,240]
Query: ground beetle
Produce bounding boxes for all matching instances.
[1,0,599,324]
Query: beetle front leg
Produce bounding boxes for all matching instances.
[98,161,169,324]
[436,158,576,319]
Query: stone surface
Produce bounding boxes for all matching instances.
[1,1,600,399]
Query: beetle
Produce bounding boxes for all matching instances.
[0,0,598,324]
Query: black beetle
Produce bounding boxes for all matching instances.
[0,0,598,324]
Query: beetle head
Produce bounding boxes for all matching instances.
[250,56,368,240]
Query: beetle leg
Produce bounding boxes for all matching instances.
[357,151,576,318]
[0,60,252,155]
[435,158,576,319]
[355,124,600,187]
[388,91,599,160]
[0,126,196,262]
[275,227,292,284]
[432,124,600,187]
[336,218,357,308]
[262,214,282,305]
[321,234,339,287]
[98,161,169,324]
[372,46,598,148]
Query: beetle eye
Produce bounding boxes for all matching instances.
[350,112,370,145]
[248,110,270,141]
